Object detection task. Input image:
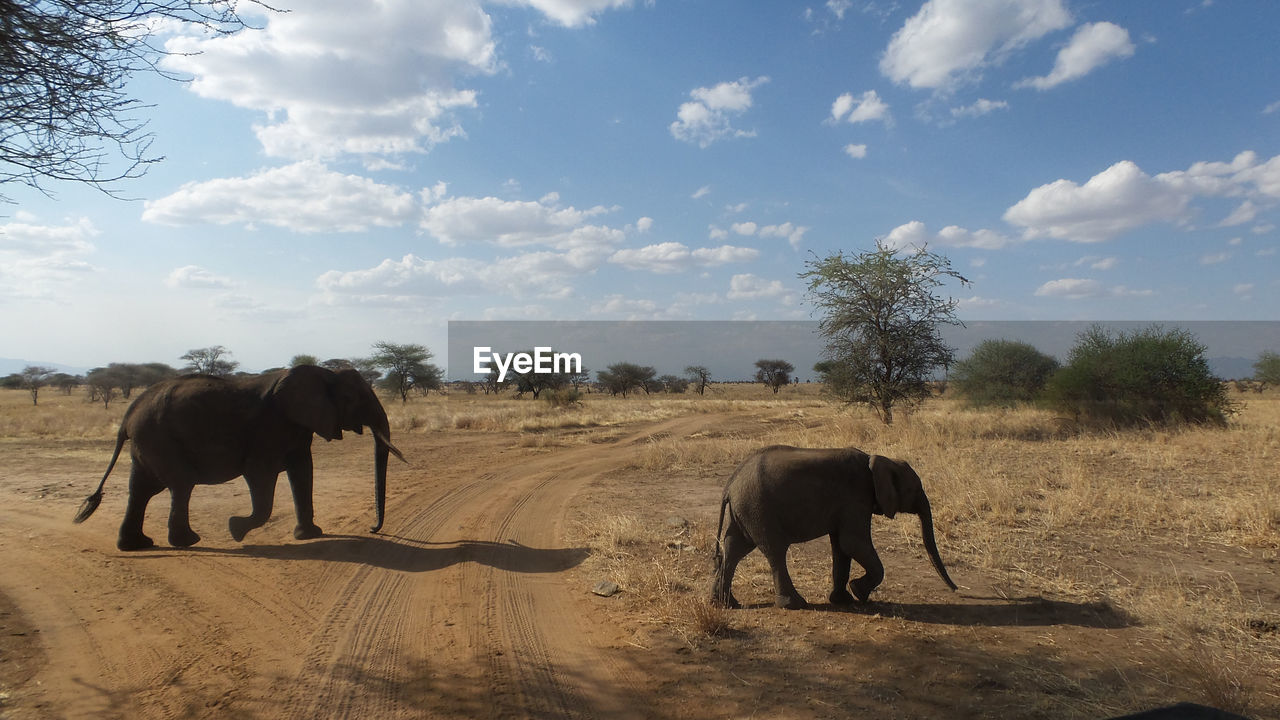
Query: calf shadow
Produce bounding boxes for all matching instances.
[172,534,589,574]
[741,594,1131,629]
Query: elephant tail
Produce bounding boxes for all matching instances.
[74,424,128,524]
[713,493,730,570]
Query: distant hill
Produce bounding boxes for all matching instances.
[0,358,92,377]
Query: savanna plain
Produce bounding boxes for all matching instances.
[0,382,1277,719]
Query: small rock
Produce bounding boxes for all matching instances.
[592,580,620,597]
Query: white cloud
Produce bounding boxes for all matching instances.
[1234,283,1255,297]
[731,221,758,236]
[636,216,654,232]
[691,185,712,200]
[1034,278,1103,298]
[727,273,786,300]
[759,222,810,249]
[0,216,98,300]
[1018,21,1135,90]
[317,247,601,303]
[162,1,496,161]
[1220,200,1258,227]
[1265,100,1280,115]
[165,265,237,289]
[142,161,418,232]
[951,98,1009,118]
[826,0,852,20]
[829,90,891,125]
[844,143,868,159]
[510,0,633,27]
[1003,160,1189,242]
[420,193,622,252]
[880,0,1072,90]
[670,76,769,148]
[1200,252,1230,265]
[1033,278,1152,299]
[885,220,1013,250]
[607,242,758,273]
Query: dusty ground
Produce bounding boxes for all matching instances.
[1,390,1277,719]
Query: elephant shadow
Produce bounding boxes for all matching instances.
[811,594,1133,629]
[176,534,590,574]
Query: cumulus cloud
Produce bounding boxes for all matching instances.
[162,1,497,161]
[758,222,810,249]
[670,76,769,148]
[317,248,600,303]
[844,143,868,159]
[731,221,758,236]
[142,161,419,232]
[726,273,787,300]
[1034,277,1152,299]
[829,90,891,125]
[420,192,620,250]
[1005,151,1280,243]
[1018,21,1135,90]
[608,242,757,273]
[880,0,1072,90]
[165,265,237,289]
[590,294,658,316]
[884,220,1014,250]
[516,0,633,28]
[1003,160,1189,242]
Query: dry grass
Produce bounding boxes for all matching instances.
[6,382,1279,716]
[568,386,1280,717]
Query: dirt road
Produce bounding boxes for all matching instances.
[0,416,713,719]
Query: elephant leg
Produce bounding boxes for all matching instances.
[229,472,278,542]
[828,532,856,605]
[840,522,884,603]
[285,449,322,540]
[118,466,162,551]
[758,539,806,610]
[711,522,756,609]
[166,483,201,548]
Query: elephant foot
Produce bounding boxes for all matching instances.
[776,594,809,610]
[117,532,155,552]
[228,516,260,542]
[293,523,323,540]
[829,588,856,605]
[851,581,875,603]
[169,527,201,548]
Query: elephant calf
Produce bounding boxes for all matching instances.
[712,445,957,610]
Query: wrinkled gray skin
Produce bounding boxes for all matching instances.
[712,445,957,610]
[75,365,405,551]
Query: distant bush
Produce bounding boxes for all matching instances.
[1254,351,1280,386]
[542,387,582,408]
[1043,324,1232,427]
[951,339,1059,408]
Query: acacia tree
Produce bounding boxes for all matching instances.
[754,359,794,394]
[19,365,55,405]
[368,342,442,402]
[1255,351,1280,387]
[597,362,655,397]
[685,365,712,395]
[801,241,968,424]
[180,346,238,375]
[0,0,265,200]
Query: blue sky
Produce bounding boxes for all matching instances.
[2,0,1278,372]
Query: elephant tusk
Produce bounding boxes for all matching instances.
[373,428,407,463]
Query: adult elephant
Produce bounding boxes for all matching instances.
[712,445,956,609]
[74,365,405,551]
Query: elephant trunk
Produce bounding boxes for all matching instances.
[366,404,405,535]
[917,497,958,592]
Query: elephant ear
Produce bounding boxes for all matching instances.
[272,366,342,441]
[869,455,899,519]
